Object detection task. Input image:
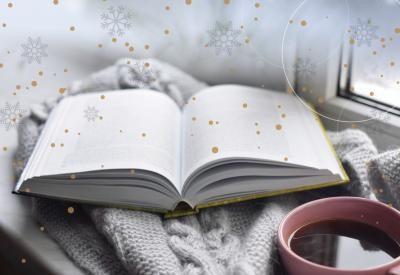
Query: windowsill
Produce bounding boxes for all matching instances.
[318,96,400,150]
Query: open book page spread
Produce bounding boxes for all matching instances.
[15,86,347,213]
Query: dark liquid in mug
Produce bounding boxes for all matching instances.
[289,220,400,269]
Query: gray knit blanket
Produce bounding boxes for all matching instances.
[14,58,400,275]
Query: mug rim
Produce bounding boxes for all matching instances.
[278,196,400,273]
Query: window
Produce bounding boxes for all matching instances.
[336,1,400,116]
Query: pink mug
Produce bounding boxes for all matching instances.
[278,197,400,275]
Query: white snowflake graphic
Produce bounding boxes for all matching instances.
[83,106,100,122]
[128,61,156,88]
[21,37,48,64]
[101,6,132,37]
[0,102,26,131]
[294,58,316,78]
[350,18,379,47]
[207,21,241,56]
[368,109,391,134]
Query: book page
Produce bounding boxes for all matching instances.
[22,90,182,189]
[181,85,344,182]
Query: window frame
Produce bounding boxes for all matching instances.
[314,44,400,150]
[336,47,400,117]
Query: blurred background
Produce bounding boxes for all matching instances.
[1,0,400,147]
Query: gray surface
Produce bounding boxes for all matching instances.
[0,137,84,275]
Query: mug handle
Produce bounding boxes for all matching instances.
[388,266,400,275]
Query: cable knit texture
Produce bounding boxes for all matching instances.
[14,58,400,275]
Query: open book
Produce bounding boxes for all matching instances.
[15,85,348,217]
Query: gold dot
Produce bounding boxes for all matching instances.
[59,88,66,94]
[67,206,74,214]
[129,46,134,52]
[284,157,288,161]
[164,29,170,35]
[390,61,395,66]
[242,103,248,108]
[255,2,261,8]
[2,146,7,151]
[8,3,13,8]
[142,133,146,137]
[256,130,260,135]
[208,120,214,125]
[370,91,374,96]
[395,27,400,34]
[317,96,325,104]
[281,113,286,118]
[245,38,250,43]
[349,38,355,45]
[185,0,192,5]
[60,143,64,147]
[144,44,150,50]
[21,258,26,264]
[64,68,68,72]
[51,143,56,148]
[224,0,230,4]
[343,64,348,68]
[165,5,170,10]
[98,44,103,48]
[211,146,219,154]
[289,20,293,24]
[125,42,129,47]
[31,80,37,87]
[0,63,3,68]
[100,95,105,100]
[24,187,31,193]
[112,37,117,43]
[300,20,307,26]
[53,0,59,5]
[40,226,45,232]
[70,174,76,180]
[192,117,196,121]
[275,124,282,130]
[69,26,75,31]
[144,62,150,68]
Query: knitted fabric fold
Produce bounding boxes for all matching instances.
[14,58,400,275]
